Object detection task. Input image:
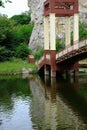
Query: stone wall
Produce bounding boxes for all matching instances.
[28,0,87,52]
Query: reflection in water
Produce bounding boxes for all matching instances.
[0,75,87,130]
[0,76,33,130]
[30,76,87,130]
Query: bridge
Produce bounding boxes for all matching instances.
[37,0,87,77]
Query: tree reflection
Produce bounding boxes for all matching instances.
[0,76,31,113]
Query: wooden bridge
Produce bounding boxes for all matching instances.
[36,0,87,77]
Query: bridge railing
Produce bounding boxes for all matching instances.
[38,55,44,64]
[56,39,87,59]
[38,39,87,66]
[37,51,51,66]
[46,54,50,60]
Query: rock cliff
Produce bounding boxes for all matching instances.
[28,0,87,52]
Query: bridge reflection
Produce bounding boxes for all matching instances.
[29,76,87,130]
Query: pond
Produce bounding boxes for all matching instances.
[0,74,87,130]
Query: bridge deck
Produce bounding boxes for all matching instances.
[37,39,87,71]
[56,39,87,63]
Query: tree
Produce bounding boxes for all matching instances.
[0,0,11,7]
[0,14,33,49]
[11,23,34,45]
[0,15,15,47]
[0,13,33,61]
[16,43,32,59]
[11,12,31,25]
[0,0,3,6]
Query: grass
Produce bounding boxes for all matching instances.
[0,59,36,73]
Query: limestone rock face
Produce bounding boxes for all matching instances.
[28,0,87,52]
[79,0,87,23]
[28,0,44,52]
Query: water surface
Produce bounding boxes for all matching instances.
[0,74,87,130]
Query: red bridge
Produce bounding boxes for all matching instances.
[37,0,87,77]
[37,39,87,77]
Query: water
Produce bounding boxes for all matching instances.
[0,74,87,130]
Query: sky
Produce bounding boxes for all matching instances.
[0,0,29,17]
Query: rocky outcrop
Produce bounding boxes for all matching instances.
[28,0,87,52]
[79,0,87,23]
[28,0,44,52]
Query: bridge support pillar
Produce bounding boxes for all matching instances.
[44,16,49,50]
[73,14,79,43]
[49,14,56,77]
[50,13,56,50]
[44,65,50,76]
[65,16,71,47]
[50,50,56,77]
[51,71,56,77]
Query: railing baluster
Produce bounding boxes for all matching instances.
[56,39,86,59]
[38,39,87,64]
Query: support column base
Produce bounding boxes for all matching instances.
[51,71,56,77]
[45,70,50,76]
[44,65,50,76]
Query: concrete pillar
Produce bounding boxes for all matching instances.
[51,71,56,77]
[73,14,79,44]
[44,65,50,76]
[49,14,56,77]
[65,16,71,47]
[49,13,56,50]
[44,16,49,50]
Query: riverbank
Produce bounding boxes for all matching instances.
[0,59,37,75]
[0,59,87,75]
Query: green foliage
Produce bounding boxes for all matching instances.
[0,15,33,50]
[0,15,15,47]
[11,24,34,45]
[34,46,44,60]
[56,39,64,52]
[0,59,36,73]
[16,43,32,60]
[0,46,14,62]
[79,21,87,40]
[0,14,34,61]
[0,0,11,7]
[0,0,3,6]
[11,12,31,25]
[71,21,87,43]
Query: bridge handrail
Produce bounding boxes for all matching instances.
[37,51,51,65]
[56,39,87,59]
[38,55,44,64]
[38,39,87,65]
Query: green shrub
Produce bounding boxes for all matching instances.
[34,46,44,60]
[56,39,64,52]
[0,46,15,62]
[79,21,87,40]
[16,43,32,59]
[71,22,87,43]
